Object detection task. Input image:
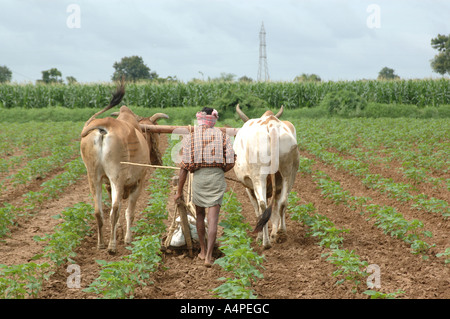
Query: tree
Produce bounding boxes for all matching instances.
[66,76,77,84]
[377,67,399,80]
[112,56,158,82]
[430,34,450,76]
[239,75,253,82]
[0,65,12,83]
[294,73,321,82]
[210,72,236,82]
[38,68,63,84]
[157,75,178,83]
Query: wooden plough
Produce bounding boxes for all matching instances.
[164,172,197,258]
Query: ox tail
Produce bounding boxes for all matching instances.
[80,123,109,138]
[253,205,271,233]
[83,78,125,128]
[253,173,276,233]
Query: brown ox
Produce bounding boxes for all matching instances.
[233,104,299,249]
[80,82,168,253]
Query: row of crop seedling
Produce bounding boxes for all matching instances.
[301,138,450,220]
[377,122,447,185]
[84,141,175,299]
[361,173,450,218]
[287,191,405,298]
[311,169,445,261]
[347,134,448,191]
[1,138,174,299]
[6,142,80,188]
[308,118,448,174]
[0,157,86,240]
[83,171,170,299]
[316,123,449,187]
[299,156,446,260]
[0,122,83,175]
[212,190,265,299]
[0,202,95,298]
[294,118,449,190]
[0,122,60,158]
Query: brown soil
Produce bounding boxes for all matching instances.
[0,134,448,300]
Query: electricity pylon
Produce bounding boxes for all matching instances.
[257,22,270,82]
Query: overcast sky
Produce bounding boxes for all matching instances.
[1,0,448,83]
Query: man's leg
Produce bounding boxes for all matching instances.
[205,204,220,267]
[196,206,207,260]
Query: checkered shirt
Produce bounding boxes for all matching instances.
[180,125,236,172]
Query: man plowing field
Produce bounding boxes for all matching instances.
[174,107,236,267]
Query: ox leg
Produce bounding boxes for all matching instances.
[108,182,123,254]
[124,183,143,245]
[260,206,271,249]
[270,195,281,243]
[250,183,271,249]
[245,189,262,241]
[271,180,289,243]
[89,176,105,250]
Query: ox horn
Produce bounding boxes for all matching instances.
[235,104,249,123]
[275,105,284,119]
[149,113,170,123]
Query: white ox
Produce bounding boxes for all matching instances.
[233,104,299,249]
[80,82,168,253]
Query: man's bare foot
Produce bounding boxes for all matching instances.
[198,252,206,260]
[204,258,214,268]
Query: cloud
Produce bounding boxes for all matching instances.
[0,0,448,83]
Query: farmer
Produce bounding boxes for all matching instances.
[174,107,236,267]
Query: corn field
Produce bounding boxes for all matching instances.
[0,79,449,109]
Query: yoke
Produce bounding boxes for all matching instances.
[139,124,239,136]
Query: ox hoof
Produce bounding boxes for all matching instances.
[107,246,117,254]
[275,231,288,244]
[263,243,272,250]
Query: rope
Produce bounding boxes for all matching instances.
[120,162,180,170]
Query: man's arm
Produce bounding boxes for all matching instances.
[222,134,236,172]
